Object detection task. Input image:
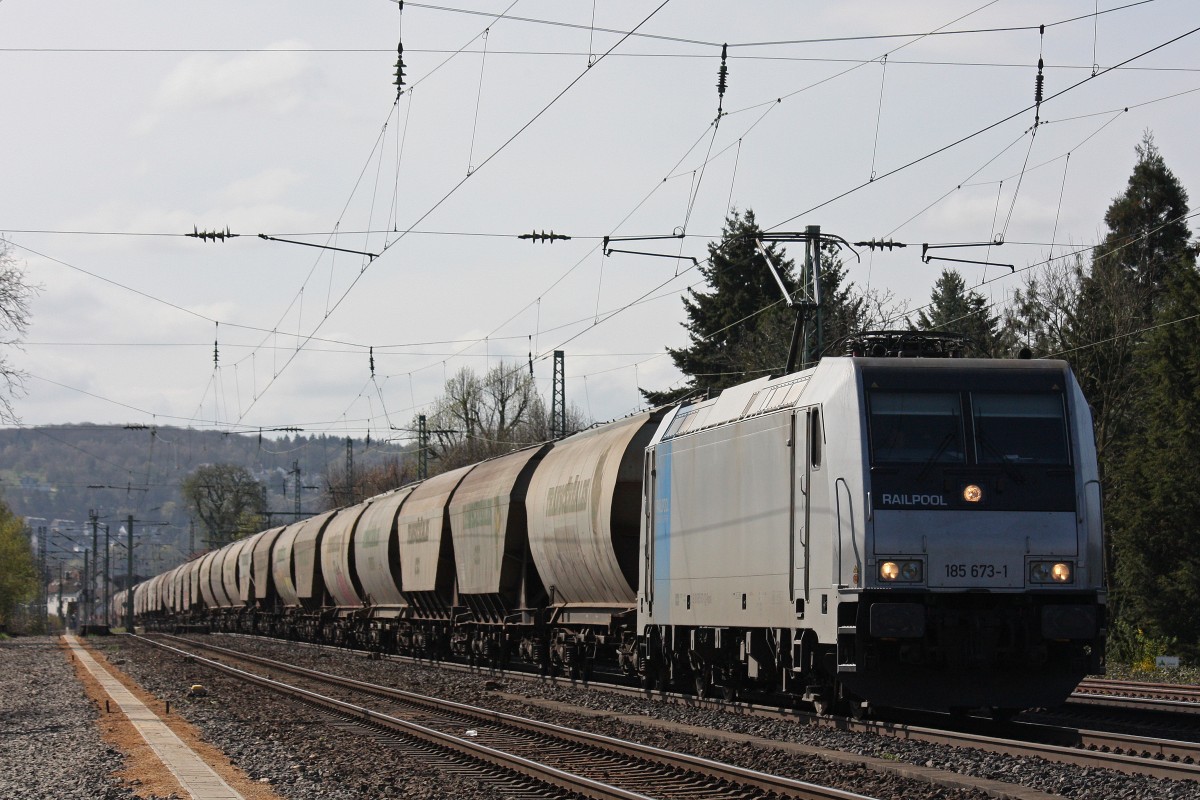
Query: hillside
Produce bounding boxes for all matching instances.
[1,425,412,576]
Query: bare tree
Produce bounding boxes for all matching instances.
[0,240,38,422]
[423,361,588,472]
[180,464,267,547]
[322,456,417,510]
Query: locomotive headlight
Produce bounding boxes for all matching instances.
[962,484,983,503]
[879,560,922,582]
[1030,560,1073,584]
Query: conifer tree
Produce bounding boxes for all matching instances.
[642,210,796,406]
[642,210,864,406]
[913,268,1009,355]
[1074,133,1195,461]
[1108,263,1200,658]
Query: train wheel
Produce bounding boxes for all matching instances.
[721,684,737,702]
[990,707,1019,723]
[692,671,711,699]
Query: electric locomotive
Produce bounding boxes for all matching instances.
[637,334,1105,715]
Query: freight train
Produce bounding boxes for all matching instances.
[122,337,1106,716]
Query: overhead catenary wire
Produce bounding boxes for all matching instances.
[240,0,677,435]
[14,1,1195,438]
[767,21,1200,231]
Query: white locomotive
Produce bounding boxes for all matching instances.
[638,343,1105,714]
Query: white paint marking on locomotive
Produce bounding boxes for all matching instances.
[880,493,948,506]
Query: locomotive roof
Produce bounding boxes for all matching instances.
[660,356,1073,442]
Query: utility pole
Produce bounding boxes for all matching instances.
[57,562,64,627]
[288,460,303,518]
[551,350,566,439]
[82,549,90,628]
[125,515,134,632]
[36,526,47,631]
[418,415,429,480]
[103,524,111,628]
[89,510,99,626]
[345,437,354,505]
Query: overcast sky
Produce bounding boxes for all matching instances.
[2,1,1197,451]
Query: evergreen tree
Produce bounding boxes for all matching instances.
[1094,132,1194,308]
[642,210,864,405]
[1073,132,1200,658]
[1074,133,1195,461]
[1107,263,1200,658]
[642,210,796,406]
[913,268,1009,355]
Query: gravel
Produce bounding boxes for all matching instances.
[0,636,145,800]
[16,629,1192,800]
[115,633,1200,800]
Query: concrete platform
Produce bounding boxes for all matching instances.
[64,634,245,800]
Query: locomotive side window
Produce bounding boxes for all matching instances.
[972,393,1070,464]
[869,392,965,465]
[810,408,822,468]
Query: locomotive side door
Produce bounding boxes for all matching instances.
[792,409,811,612]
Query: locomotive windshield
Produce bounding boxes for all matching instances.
[868,392,965,464]
[869,390,1070,466]
[972,392,1069,464]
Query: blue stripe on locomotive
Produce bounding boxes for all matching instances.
[653,440,671,622]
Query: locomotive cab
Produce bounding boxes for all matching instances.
[839,357,1106,712]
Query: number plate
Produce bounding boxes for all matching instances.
[930,559,1022,587]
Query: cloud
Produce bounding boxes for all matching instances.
[133,40,314,133]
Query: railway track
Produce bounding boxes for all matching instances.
[131,633,877,800]
[202,632,1200,784]
[1071,678,1200,714]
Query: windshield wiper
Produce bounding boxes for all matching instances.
[917,432,957,479]
[975,432,1025,484]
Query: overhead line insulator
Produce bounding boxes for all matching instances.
[187,226,238,243]
[716,43,729,117]
[394,42,407,95]
[854,238,907,251]
[518,230,572,243]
